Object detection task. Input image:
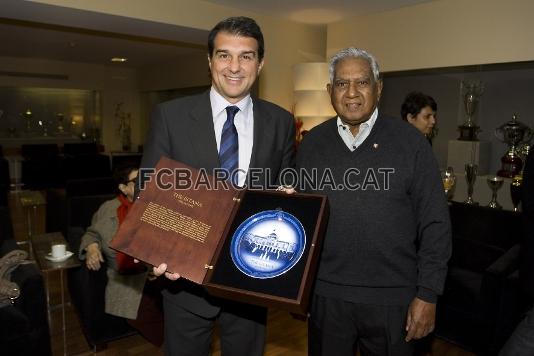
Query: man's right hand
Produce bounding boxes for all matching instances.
[153,263,181,280]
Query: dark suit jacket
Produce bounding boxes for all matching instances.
[140,90,295,317]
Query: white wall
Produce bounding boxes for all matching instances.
[327,0,534,72]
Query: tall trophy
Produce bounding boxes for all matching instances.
[510,175,523,212]
[458,80,484,141]
[495,114,533,178]
[464,163,478,205]
[517,143,531,176]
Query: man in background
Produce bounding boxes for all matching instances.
[401,91,438,143]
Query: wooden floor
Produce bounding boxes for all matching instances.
[9,190,475,356]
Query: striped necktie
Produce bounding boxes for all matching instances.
[219,105,240,185]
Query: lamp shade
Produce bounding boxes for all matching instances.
[293,62,331,91]
[294,91,334,117]
[293,62,335,131]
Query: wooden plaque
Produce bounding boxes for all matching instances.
[110,156,329,314]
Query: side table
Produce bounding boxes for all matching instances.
[19,190,46,258]
[31,232,80,356]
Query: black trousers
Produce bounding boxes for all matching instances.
[163,298,266,356]
[308,294,414,356]
[127,280,164,347]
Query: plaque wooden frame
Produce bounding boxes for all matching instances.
[110,157,329,314]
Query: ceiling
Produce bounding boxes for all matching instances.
[204,0,434,24]
[0,0,435,69]
[0,21,207,69]
[0,0,209,69]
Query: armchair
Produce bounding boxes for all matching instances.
[435,202,524,355]
[46,177,115,236]
[20,144,62,190]
[62,143,110,181]
[63,189,136,350]
[0,207,51,356]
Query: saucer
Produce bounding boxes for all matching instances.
[45,251,74,263]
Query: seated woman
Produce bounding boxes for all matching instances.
[79,163,163,346]
[401,91,438,143]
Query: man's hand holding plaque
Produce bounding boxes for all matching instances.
[134,258,181,280]
[153,263,181,281]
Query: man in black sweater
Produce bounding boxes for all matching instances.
[297,47,452,356]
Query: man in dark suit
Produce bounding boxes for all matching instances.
[140,17,295,356]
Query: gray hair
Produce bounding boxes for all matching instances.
[329,47,381,83]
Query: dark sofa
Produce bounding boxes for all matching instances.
[435,202,524,355]
[20,143,111,191]
[62,143,111,181]
[20,144,63,190]
[0,207,51,356]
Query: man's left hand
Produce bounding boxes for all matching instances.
[276,185,296,194]
[405,297,436,342]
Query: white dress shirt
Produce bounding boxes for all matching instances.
[210,87,254,186]
[337,108,379,151]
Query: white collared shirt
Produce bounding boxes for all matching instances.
[210,87,254,186]
[337,108,379,151]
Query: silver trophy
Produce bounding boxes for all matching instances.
[459,80,484,141]
[486,176,504,209]
[464,163,478,205]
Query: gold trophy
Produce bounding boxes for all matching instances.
[458,80,484,141]
[441,167,456,200]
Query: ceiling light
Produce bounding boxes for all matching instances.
[111,57,128,63]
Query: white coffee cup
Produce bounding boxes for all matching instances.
[51,244,66,258]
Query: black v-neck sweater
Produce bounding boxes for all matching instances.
[297,115,451,305]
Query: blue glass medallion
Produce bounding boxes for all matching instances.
[230,210,306,279]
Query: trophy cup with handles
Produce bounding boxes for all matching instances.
[495,114,533,178]
[458,80,484,141]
